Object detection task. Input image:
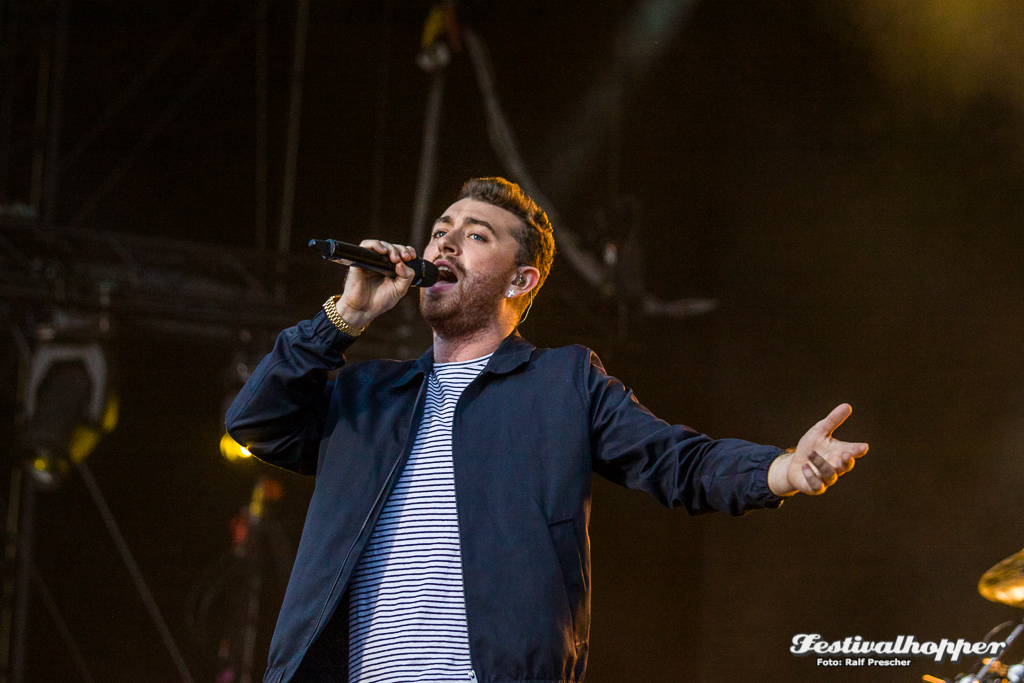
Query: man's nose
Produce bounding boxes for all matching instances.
[437,229,460,254]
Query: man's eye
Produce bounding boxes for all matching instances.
[470,233,485,241]
[432,229,446,238]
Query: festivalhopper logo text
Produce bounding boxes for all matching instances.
[790,634,1006,665]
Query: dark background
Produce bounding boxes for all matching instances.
[2,0,1024,681]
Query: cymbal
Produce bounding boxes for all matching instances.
[979,548,1024,608]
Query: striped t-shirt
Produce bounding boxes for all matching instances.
[347,353,492,682]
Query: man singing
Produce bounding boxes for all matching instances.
[227,177,868,683]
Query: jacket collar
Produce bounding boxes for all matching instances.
[392,329,535,388]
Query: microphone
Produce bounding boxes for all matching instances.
[308,239,439,288]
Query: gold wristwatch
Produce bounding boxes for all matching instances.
[323,295,366,337]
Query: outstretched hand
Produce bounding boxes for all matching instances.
[767,403,868,497]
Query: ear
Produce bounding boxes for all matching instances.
[509,266,541,297]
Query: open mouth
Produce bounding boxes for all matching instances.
[434,262,459,283]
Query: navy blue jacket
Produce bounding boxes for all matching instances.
[226,310,785,683]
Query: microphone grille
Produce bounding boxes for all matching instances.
[414,259,439,288]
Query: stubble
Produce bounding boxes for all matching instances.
[419,266,513,339]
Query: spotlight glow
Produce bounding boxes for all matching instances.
[220,432,253,462]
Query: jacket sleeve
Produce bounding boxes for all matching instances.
[226,310,356,475]
[586,350,785,516]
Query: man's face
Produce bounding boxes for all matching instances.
[419,197,523,337]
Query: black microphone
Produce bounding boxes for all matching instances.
[308,239,439,288]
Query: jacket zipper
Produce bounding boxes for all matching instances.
[307,380,427,642]
[453,374,487,683]
[309,448,404,636]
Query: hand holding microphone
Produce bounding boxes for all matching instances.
[312,239,433,331]
[308,239,439,287]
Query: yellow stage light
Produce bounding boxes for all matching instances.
[28,453,67,488]
[67,394,120,464]
[220,432,253,462]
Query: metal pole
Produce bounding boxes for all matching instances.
[40,0,67,224]
[27,37,49,215]
[277,0,310,256]
[0,465,23,683]
[30,566,95,683]
[238,556,263,683]
[0,0,23,203]
[369,0,393,237]
[9,467,35,683]
[407,69,445,252]
[254,0,269,249]
[77,462,195,683]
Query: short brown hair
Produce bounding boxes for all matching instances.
[456,177,556,311]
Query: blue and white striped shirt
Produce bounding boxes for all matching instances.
[348,353,492,683]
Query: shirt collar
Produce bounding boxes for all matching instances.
[392,330,535,388]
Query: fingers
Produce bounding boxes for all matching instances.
[817,403,853,437]
[800,463,827,495]
[395,261,414,280]
[792,405,867,496]
[359,239,417,263]
[808,451,838,487]
[798,451,833,494]
[828,439,868,468]
[359,239,418,282]
[827,448,857,475]
[838,440,869,459]
[799,446,863,495]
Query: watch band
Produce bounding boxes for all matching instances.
[323,295,366,337]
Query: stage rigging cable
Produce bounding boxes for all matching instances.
[408,11,717,321]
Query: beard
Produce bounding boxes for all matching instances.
[419,264,513,339]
